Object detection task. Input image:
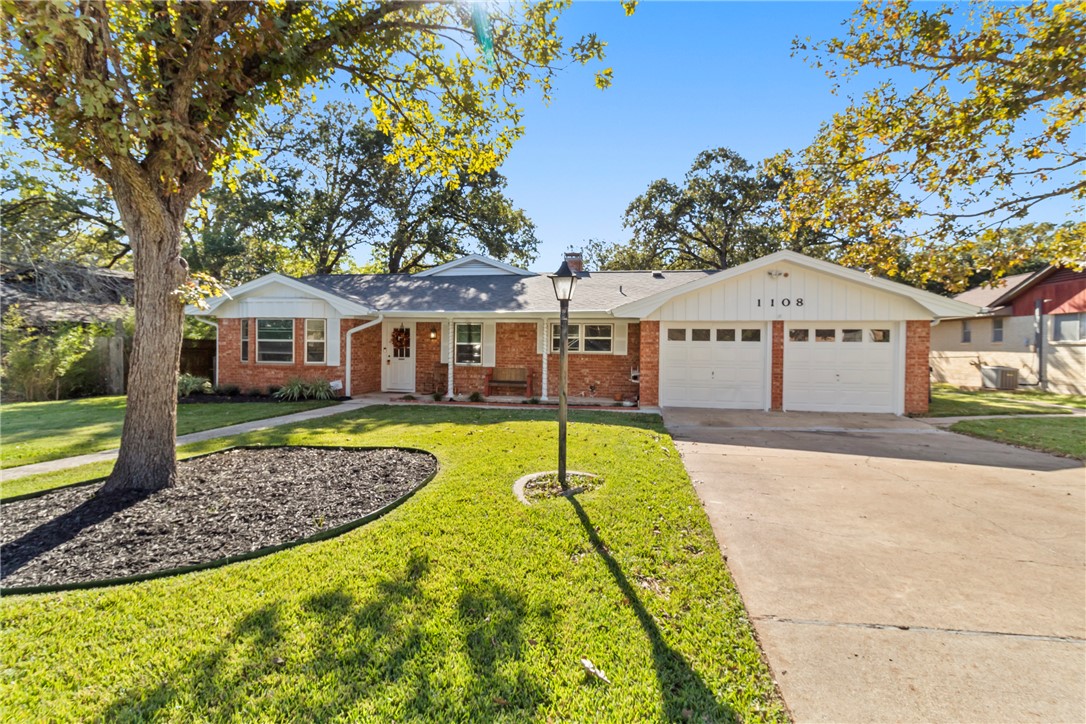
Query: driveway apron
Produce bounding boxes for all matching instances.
[666,409,1085,723]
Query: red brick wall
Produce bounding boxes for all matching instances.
[415,322,445,394]
[905,320,931,415]
[542,322,640,401]
[349,323,381,395]
[639,321,659,407]
[218,317,349,393]
[771,320,784,411]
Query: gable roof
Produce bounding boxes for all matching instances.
[191,273,375,316]
[414,254,534,277]
[299,269,711,315]
[953,271,1038,310]
[611,250,979,319]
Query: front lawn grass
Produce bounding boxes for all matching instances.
[951,417,1086,460]
[0,396,337,469]
[0,405,785,721]
[926,384,1076,417]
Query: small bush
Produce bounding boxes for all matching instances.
[468,391,484,403]
[432,391,443,401]
[401,394,416,401]
[524,397,541,405]
[215,384,241,397]
[267,385,282,397]
[274,378,334,401]
[178,373,213,397]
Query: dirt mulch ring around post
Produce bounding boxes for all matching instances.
[1,447,437,592]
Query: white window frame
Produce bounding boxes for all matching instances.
[455,322,482,365]
[961,320,972,344]
[256,318,294,364]
[1052,312,1085,342]
[991,317,1004,344]
[240,319,249,362]
[305,318,326,364]
[550,323,613,354]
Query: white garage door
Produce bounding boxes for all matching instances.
[784,323,897,413]
[660,324,767,408]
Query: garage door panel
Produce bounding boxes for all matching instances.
[785,323,896,413]
[661,324,766,409]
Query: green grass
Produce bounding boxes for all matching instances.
[0,396,338,469]
[951,416,1086,460]
[926,384,1077,417]
[0,406,785,721]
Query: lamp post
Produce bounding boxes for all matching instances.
[550,260,578,489]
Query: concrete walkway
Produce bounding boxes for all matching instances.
[666,409,1085,723]
[2,399,372,482]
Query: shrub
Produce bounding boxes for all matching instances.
[468,391,484,403]
[432,391,443,401]
[274,378,334,401]
[215,384,241,397]
[304,379,334,400]
[178,373,213,397]
[1,308,102,401]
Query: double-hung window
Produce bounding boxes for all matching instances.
[305,319,326,363]
[992,317,1004,343]
[257,319,294,363]
[550,323,613,353]
[455,323,482,365]
[961,320,972,344]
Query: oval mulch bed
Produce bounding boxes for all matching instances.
[1,447,437,591]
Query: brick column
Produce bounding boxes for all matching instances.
[904,320,931,415]
[640,321,660,407]
[771,320,784,411]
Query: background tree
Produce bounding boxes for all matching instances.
[587,148,844,271]
[781,0,1086,290]
[2,0,615,494]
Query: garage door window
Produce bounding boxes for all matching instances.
[691,328,711,341]
[816,329,835,342]
[716,329,735,342]
[741,329,761,342]
[870,329,891,343]
[789,328,809,342]
[667,328,686,341]
[842,329,863,342]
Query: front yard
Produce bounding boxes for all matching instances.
[0,406,785,721]
[951,417,1086,460]
[926,384,1080,417]
[0,396,337,469]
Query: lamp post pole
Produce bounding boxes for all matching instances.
[558,295,569,488]
[550,260,577,491]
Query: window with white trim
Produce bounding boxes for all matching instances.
[961,320,972,344]
[455,323,482,364]
[1052,312,1085,342]
[551,323,613,353]
[991,318,1004,343]
[256,319,294,363]
[305,319,326,363]
[240,319,249,362]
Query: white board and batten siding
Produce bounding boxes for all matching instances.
[649,262,931,323]
[211,281,342,366]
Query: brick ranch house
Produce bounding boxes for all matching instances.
[188,250,978,415]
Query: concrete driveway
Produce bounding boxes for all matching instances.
[665,409,1085,723]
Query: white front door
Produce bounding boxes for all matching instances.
[659,323,768,409]
[784,322,898,413]
[383,321,416,392]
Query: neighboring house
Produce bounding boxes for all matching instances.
[930,267,1086,395]
[188,250,977,415]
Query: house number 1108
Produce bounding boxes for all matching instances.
[756,298,804,307]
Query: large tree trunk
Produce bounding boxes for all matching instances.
[99,183,189,495]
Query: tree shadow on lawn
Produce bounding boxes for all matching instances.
[100,553,551,720]
[565,494,740,723]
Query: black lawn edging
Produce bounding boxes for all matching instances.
[0,445,438,597]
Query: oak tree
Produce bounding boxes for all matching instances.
[781,0,1086,290]
[2,0,613,493]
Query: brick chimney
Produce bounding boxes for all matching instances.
[563,251,584,274]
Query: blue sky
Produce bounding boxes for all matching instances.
[487,1,861,272]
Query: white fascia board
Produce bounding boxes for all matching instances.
[186,273,374,316]
[415,254,534,277]
[610,250,981,319]
[379,309,633,319]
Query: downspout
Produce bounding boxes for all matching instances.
[192,317,219,387]
[346,315,384,397]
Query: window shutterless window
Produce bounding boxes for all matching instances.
[305,319,326,363]
[551,323,613,352]
[961,320,972,343]
[992,318,1004,343]
[842,329,862,342]
[815,329,835,342]
[870,329,891,343]
[455,323,482,364]
[257,319,294,363]
[240,319,249,362]
[1052,313,1085,342]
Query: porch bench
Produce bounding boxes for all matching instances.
[484,366,533,397]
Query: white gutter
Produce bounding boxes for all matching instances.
[192,317,219,387]
[345,316,384,397]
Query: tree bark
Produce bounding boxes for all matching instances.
[99,181,189,495]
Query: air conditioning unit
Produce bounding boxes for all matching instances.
[980,366,1018,390]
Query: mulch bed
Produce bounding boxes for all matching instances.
[1,447,436,590]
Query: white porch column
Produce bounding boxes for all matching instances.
[540,317,550,402]
[447,319,455,400]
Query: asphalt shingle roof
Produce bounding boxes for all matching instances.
[953,271,1035,309]
[298,270,715,315]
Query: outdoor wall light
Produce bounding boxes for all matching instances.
[429,325,437,340]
